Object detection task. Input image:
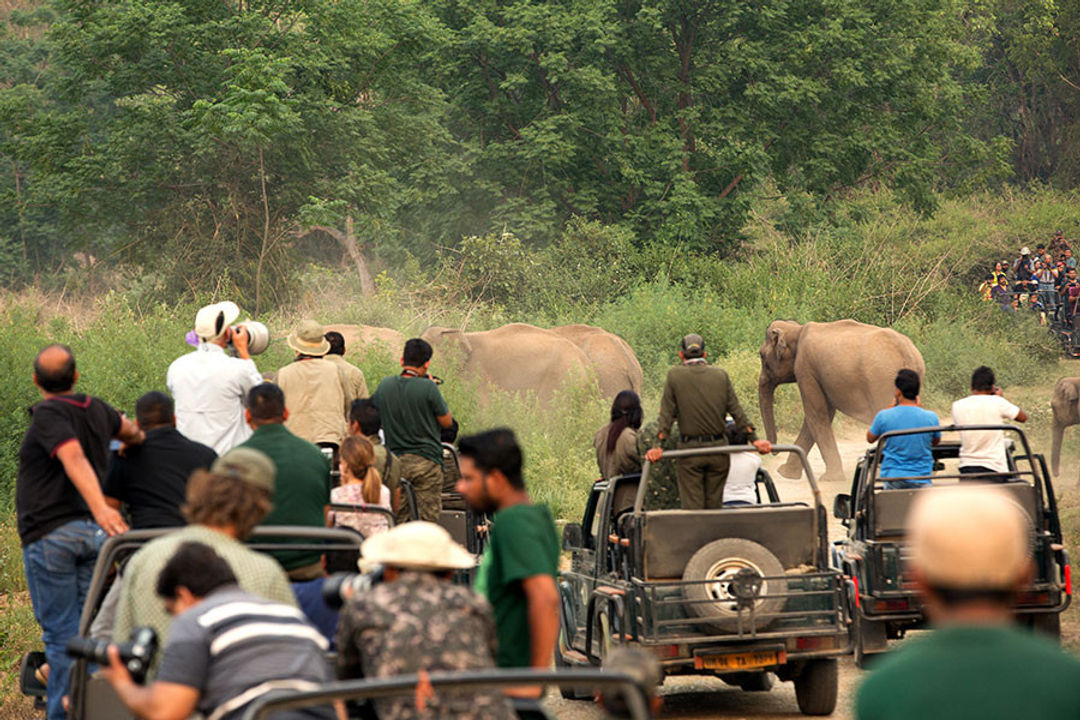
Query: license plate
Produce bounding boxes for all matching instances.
[699,650,780,671]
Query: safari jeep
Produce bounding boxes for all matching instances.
[557,445,853,716]
[832,424,1071,667]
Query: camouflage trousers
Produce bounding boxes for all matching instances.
[399,454,444,523]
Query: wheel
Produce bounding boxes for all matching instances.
[1027,612,1062,642]
[854,616,887,669]
[555,625,592,700]
[736,671,774,692]
[682,538,785,632]
[794,658,838,716]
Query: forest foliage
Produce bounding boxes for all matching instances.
[2,0,1078,307]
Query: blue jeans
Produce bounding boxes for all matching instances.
[23,518,105,720]
[883,480,930,490]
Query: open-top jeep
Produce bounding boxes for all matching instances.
[832,424,1071,667]
[557,445,853,716]
[20,526,367,720]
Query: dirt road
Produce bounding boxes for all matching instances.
[546,432,872,719]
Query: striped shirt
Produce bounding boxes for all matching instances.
[157,586,334,720]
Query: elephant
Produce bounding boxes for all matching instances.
[758,319,926,483]
[420,323,596,404]
[1050,376,1080,479]
[551,324,645,397]
[322,324,404,358]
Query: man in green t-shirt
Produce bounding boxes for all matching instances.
[372,338,454,523]
[856,486,1080,720]
[457,429,560,690]
[238,383,331,578]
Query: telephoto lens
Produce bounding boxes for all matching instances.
[66,627,158,684]
[322,567,384,609]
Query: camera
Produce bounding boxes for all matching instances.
[67,627,158,684]
[227,320,270,355]
[322,567,384,609]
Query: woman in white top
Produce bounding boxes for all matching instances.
[329,435,392,537]
[723,420,762,506]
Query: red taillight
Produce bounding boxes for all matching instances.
[1066,565,1072,596]
[873,599,910,612]
[1015,591,1051,606]
[651,644,680,659]
[851,576,860,609]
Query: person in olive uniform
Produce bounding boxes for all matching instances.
[645,334,771,509]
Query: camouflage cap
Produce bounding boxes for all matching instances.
[211,447,276,495]
[680,333,705,358]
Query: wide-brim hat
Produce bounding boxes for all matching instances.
[287,319,331,356]
[361,521,476,571]
[908,486,1031,591]
[195,301,241,342]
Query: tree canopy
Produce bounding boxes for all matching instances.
[0,0,1073,304]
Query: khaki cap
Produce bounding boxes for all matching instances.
[211,447,276,495]
[287,319,331,356]
[680,333,705,359]
[908,486,1031,590]
[361,521,475,571]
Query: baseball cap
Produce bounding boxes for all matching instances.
[680,333,705,359]
[908,486,1031,591]
[194,301,241,342]
[211,447,276,495]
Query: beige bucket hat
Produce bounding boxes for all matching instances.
[287,319,331,356]
[908,486,1031,590]
[361,521,476,571]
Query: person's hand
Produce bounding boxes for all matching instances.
[645,447,663,463]
[753,439,772,454]
[100,645,133,688]
[93,504,129,537]
[230,325,251,359]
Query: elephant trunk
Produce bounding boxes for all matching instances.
[759,377,778,444]
[1052,418,1065,477]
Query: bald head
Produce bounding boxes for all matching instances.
[34,344,77,394]
[909,486,1032,594]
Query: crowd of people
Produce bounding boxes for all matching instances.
[16,301,562,720]
[16,301,1080,720]
[978,231,1080,353]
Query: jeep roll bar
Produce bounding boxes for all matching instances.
[634,444,821,516]
[239,669,654,720]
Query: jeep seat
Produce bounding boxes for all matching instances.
[640,506,816,579]
[873,481,1039,537]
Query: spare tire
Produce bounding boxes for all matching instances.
[681,538,786,633]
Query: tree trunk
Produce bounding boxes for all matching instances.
[296,221,376,297]
[254,145,271,314]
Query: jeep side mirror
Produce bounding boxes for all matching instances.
[562,522,584,550]
[833,494,852,520]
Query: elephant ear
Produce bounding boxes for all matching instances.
[768,327,789,358]
[438,328,473,356]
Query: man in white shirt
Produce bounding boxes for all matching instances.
[723,420,762,506]
[167,302,264,455]
[951,366,1028,479]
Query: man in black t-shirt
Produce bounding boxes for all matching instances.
[17,344,144,720]
[104,391,217,529]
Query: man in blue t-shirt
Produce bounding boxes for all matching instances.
[867,369,941,489]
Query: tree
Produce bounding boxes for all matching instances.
[435,0,999,250]
[11,0,452,307]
